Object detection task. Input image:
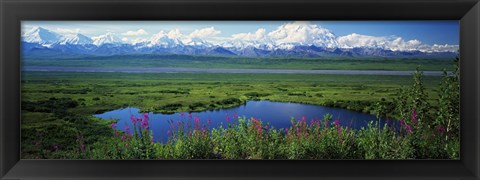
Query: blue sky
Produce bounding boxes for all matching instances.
[22,21,458,45]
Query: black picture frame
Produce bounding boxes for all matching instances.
[1,0,479,179]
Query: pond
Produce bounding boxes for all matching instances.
[93,100,395,143]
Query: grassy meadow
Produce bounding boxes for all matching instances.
[23,55,455,70]
[20,56,460,160]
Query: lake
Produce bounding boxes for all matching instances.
[93,100,395,143]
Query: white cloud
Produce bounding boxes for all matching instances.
[337,33,390,49]
[122,29,149,36]
[56,28,81,34]
[189,27,221,38]
[336,33,458,52]
[232,28,267,41]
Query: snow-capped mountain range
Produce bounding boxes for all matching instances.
[21,24,458,59]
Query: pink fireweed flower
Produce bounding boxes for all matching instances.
[334,119,340,127]
[80,143,85,152]
[115,131,119,137]
[110,122,117,129]
[400,118,406,127]
[121,135,127,141]
[334,119,341,133]
[233,113,238,119]
[125,143,129,147]
[411,109,418,124]
[301,115,306,122]
[405,124,413,134]
[194,116,201,130]
[125,126,130,135]
[225,114,231,122]
[180,112,185,118]
[251,118,262,139]
[141,117,149,130]
[143,113,149,120]
[130,115,136,125]
[436,125,446,134]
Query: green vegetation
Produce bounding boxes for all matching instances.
[21,72,443,119]
[23,55,454,71]
[21,57,459,159]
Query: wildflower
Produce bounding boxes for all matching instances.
[151,137,155,143]
[141,117,149,130]
[334,119,341,134]
[207,118,212,126]
[436,125,446,134]
[333,119,340,127]
[167,130,171,136]
[188,113,192,119]
[310,120,315,126]
[411,108,418,124]
[110,122,117,129]
[180,112,185,118]
[400,119,404,126]
[233,113,238,119]
[143,113,149,120]
[130,115,136,125]
[125,143,129,147]
[226,114,231,122]
[121,135,127,141]
[405,124,413,134]
[80,143,85,152]
[301,115,306,122]
[125,126,130,135]
[194,116,200,130]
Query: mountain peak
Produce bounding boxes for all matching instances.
[92,33,123,46]
[23,27,61,44]
[60,33,93,45]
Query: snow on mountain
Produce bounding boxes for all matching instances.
[148,30,184,48]
[22,27,62,45]
[267,21,338,48]
[59,33,93,45]
[92,32,124,46]
[20,24,458,59]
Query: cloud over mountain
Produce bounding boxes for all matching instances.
[122,29,149,36]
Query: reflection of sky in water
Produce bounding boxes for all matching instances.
[94,100,395,143]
